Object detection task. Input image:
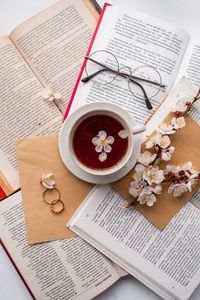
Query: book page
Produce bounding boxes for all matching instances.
[68,185,200,300]
[0,191,120,300]
[9,0,97,114]
[0,37,62,193]
[69,5,189,125]
[176,37,200,88]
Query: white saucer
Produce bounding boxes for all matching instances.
[59,104,143,184]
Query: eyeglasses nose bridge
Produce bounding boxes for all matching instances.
[118,65,132,79]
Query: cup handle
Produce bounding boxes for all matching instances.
[132,125,146,135]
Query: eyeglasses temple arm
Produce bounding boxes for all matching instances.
[81,68,109,82]
[84,56,119,73]
[128,74,166,88]
[129,78,153,109]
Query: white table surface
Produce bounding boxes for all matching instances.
[0,0,200,299]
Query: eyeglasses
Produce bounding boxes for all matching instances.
[81,50,166,110]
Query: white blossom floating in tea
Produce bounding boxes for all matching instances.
[73,114,129,170]
[118,129,129,139]
[92,131,114,162]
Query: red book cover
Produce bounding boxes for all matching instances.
[0,187,6,200]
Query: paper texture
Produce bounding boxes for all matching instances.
[68,184,200,300]
[0,0,97,196]
[16,134,94,244]
[0,191,120,300]
[68,4,189,124]
[113,114,200,230]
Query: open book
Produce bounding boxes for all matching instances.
[0,0,98,197]
[0,192,126,300]
[67,78,200,300]
[68,185,200,300]
[65,3,200,122]
[0,191,128,300]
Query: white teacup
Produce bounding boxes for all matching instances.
[59,102,146,181]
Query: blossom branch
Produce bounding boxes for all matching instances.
[128,89,200,207]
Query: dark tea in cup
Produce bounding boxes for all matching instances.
[72,114,129,170]
[59,102,146,182]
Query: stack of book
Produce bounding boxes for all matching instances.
[1,1,200,299]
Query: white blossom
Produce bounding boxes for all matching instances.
[92,131,114,162]
[145,136,157,149]
[168,183,188,197]
[129,180,147,198]
[161,146,175,161]
[158,123,175,135]
[143,165,164,185]
[171,97,190,114]
[166,161,199,197]
[40,173,55,189]
[138,151,157,166]
[171,116,185,130]
[129,183,162,207]
[137,192,157,206]
[146,133,171,149]
[157,134,171,149]
[42,88,62,102]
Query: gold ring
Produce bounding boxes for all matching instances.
[43,187,61,205]
[50,199,65,214]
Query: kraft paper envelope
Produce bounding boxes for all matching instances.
[16,135,94,244]
[113,114,200,230]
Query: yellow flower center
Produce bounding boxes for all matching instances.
[100,139,107,146]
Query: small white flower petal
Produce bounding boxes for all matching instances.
[50,96,56,101]
[135,164,145,173]
[41,90,50,99]
[106,136,115,144]
[161,152,170,161]
[98,131,107,140]
[169,146,175,153]
[168,183,188,197]
[95,144,103,152]
[145,140,154,149]
[99,152,107,162]
[44,173,53,179]
[104,144,112,153]
[42,182,54,189]
[138,197,146,205]
[129,186,139,198]
[118,130,129,139]
[138,151,153,166]
[40,173,55,189]
[185,161,192,169]
[133,171,143,181]
[187,181,192,191]
[54,92,62,100]
[146,194,156,207]
[154,185,162,194]
[158,135,171,149]
[150,153,157,162]
[92,137,100,145]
